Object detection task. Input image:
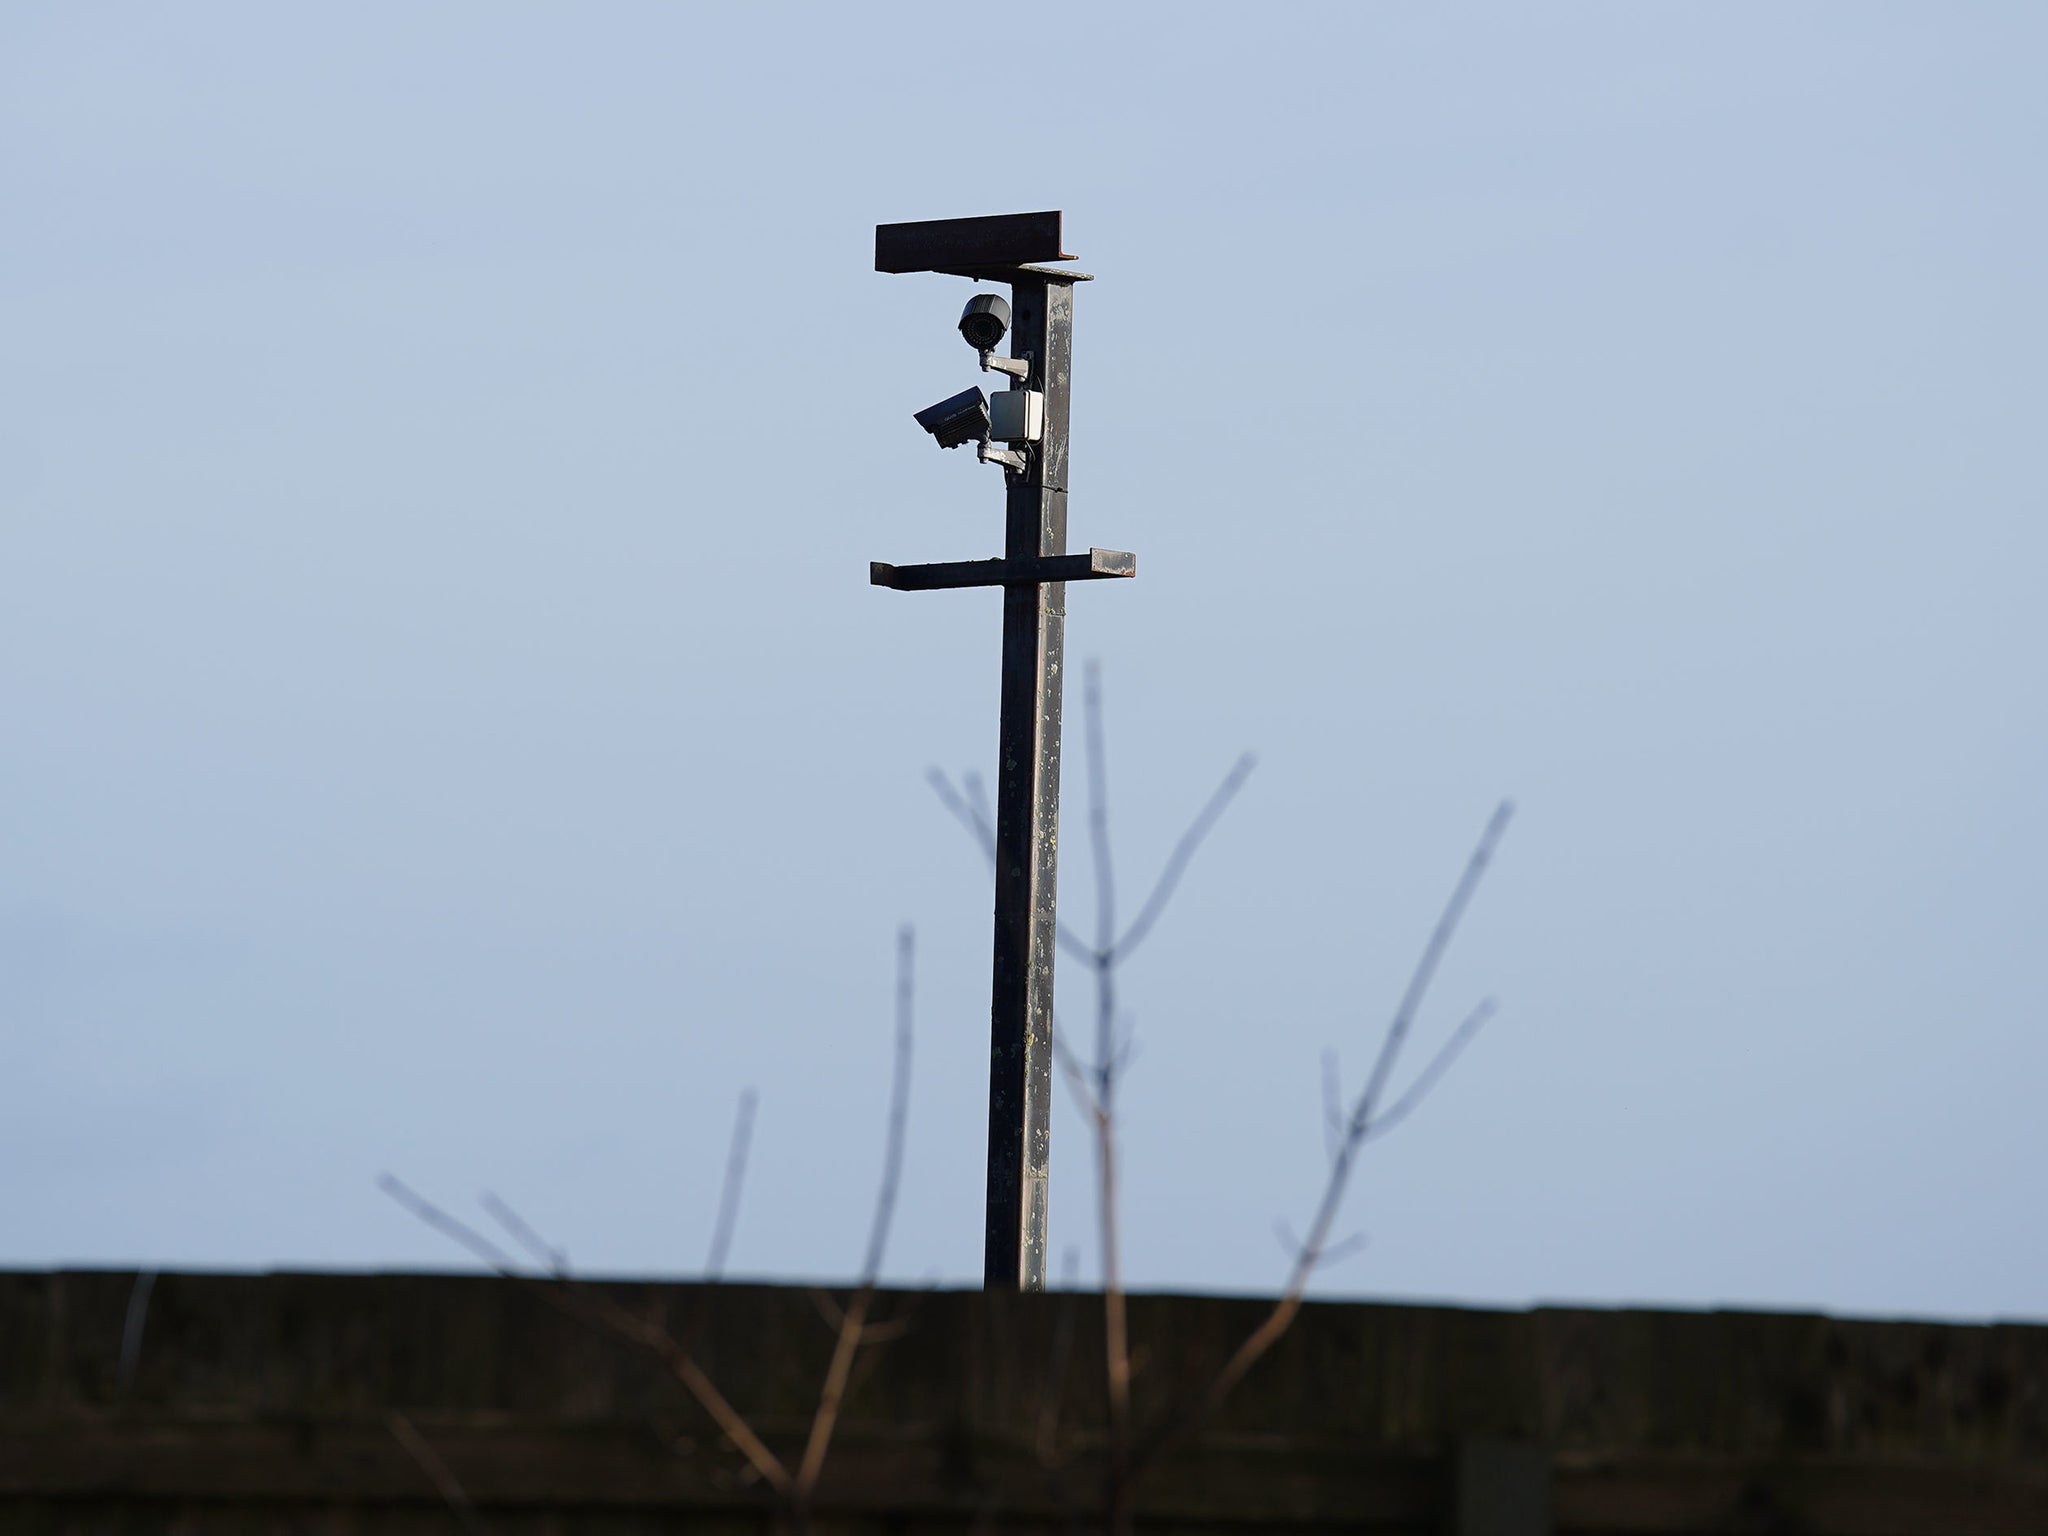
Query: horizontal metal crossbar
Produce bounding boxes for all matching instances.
[870,547,1135,592]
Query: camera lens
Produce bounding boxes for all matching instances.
[959,294,1011,352]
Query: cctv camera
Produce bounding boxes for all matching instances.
[958,294,1010,352]
[913,386,990,450]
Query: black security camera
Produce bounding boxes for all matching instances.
[914,386,990,450]
[958,294,1010,352]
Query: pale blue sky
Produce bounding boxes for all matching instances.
[4,3,2044,1319]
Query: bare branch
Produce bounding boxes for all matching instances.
[577,1289,794,1500]
[706,1088,758,1281]
[1359,998,1495,1147]
[930,767,1096,964]
[1353,801,1514,1131]
[1131,798,1514,1474]
[389,1412,485,1534]
[857,1315,915,1346]
[1319,1049,1343,1165]
[926,768,996,862]
[795,923,919,1505]
[117,1268,157,1393]
[862,925,916,1285]
[1084,659,1117,954]
[1050,1025,1103,1122]
[1035,1247,1083,1465]
[1321,1231,1371,1267]
[808,1287,846,1334]
[1078,668,1136,1530]
[1274,1221,1369,1268]
[380,1174,522,1274]
[380,1173,795,1498]
[1109,1023,1141,1082]
[480,1190,568,1277]
[796,1287,871,1500]
[1109,751,1257,964]
[962,770,996,847]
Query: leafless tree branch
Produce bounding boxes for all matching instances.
[962,770,996,851]
[926,767,996,863]
[1034,1247,1083,1467]
[923,660,1255,1536]
[794,924,917,1505]
[1319,1049,1343,1165]
[1108,751,1257,965]
[705,1088,758,1281]
[382,923,926,1530]
[117,1268,156,1393]
[862,925,915,1284]
[1358,998,1495,1147]
[378,1173,796,1498]
[1050,1023,1106,1125]
[808,1287,847,1334]
[1085,660,1118,959]
[1355,801,1514,1127]
[1273,1220,1370,1269]
[389,1412,485,1535]
[1078,663,1133,1516]
[1132,798,1514,1474]
[380,1173,523,1273]
[930,766,1096,965]
[481,1190,568,1277]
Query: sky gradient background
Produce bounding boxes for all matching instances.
[5,3,2044,1319]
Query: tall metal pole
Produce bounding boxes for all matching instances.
[868,211,1130,1294]
[984,274,1072,1291]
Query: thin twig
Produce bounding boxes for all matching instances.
[808,1288,847,1334]
[1085,660,1118,961]
[1035,1247,1083,1465]
[1050,1027,1102,1119]
[1108,751,1257,964]
[794,924,918,1504]
[854,1314,916,1346]
[1081,662,1132,1522]
[1354,803,1515,1128]
[381,1173,522,1273]
[1273,1221,1369,1268]
[480,1191,568,1277]
[930,767,1095,963]
[1132,799,1514,1472]
[925,660,1260,1531]
[1319,1049,1343,1164]
[706,1088,759,1281]
[1359,999,1495,1146]
[389,1412,485,1534]
[962,771,996,849]
[926,768,996,863]
[379,1174,795,1498]
[932,661,1255,1535]
[117,1269,157,1393]
[862,925,916,1284]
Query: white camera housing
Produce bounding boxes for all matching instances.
[988,388,1044,444]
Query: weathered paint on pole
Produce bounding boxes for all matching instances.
[983,273,1072,1290]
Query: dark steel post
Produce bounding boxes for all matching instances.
[869,214,1124,1291]
[984,274,1073,1291]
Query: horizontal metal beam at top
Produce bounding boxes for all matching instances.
[940,263,1094,286]
[876,211,1073,274]
[870,548,1134,592]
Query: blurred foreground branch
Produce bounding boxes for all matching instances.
[381,923,920,1532]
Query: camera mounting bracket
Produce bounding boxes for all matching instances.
[980,350,1032,382]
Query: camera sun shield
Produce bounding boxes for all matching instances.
[913,386,991,450]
